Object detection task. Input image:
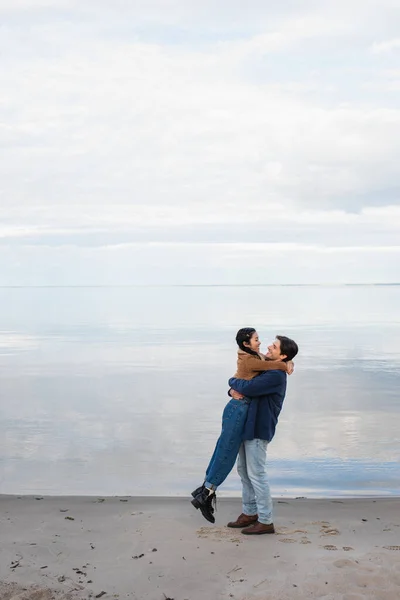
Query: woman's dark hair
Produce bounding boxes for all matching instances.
[236,327,260,357]
[276,335,299,362]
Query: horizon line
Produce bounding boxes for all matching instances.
[0,283,399,289]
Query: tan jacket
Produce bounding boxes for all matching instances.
[234,350,288,380]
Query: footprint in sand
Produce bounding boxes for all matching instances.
[276,527,308,535]
[278,538,297,544]
[197,527,242,543]
[323,544,338,551]
[383,546,400,551]
[300,538,312,545]
[322,528,340,536]
[333,559,357,568]
[320,524,340,536]
[343,547,354,551]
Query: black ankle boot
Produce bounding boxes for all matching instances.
[191,484,205,498]
[191,488,216,524]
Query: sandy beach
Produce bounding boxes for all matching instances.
[1,496,399,600]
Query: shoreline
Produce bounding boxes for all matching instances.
[0,492,400,506]
[1,496,399,600]
[2,493,400,499]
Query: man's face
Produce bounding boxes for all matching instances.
[266,338,287,361]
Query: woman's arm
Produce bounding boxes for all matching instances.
[244,356,288,373]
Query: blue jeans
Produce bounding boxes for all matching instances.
[237,439,273,524]
[204,398,250,490]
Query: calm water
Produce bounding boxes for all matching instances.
[0,285,399,497]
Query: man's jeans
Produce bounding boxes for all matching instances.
[237,439,273,525]
[204,399,250,490]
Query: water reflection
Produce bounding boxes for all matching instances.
[0,286,399,496]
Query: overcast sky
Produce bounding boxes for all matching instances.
[1,0,400,285]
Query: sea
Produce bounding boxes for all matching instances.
[0,284,399,497]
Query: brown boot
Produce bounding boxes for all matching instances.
[227,513,258,528]
[241,521,275,535]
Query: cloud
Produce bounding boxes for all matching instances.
[0,0,399,284]
[1,205,399,262]
[371,38,400,54]
[0,241,399,286]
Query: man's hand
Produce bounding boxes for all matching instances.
[287,360,295,375]
[230,389,245,400]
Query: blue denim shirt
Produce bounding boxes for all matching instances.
[228,370,287,442]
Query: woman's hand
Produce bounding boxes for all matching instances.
[230,389,245,400]
[286,361,295,375]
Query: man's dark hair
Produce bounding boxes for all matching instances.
[236,327,260,357]
[276,335,298,362]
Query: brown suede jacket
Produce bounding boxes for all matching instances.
[234,349,288,380]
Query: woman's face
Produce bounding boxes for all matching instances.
[245,331,261,353]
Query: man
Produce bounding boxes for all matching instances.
[226,335,298,535]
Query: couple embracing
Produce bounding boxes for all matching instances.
[191,328,298,535]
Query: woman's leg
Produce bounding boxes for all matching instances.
[204,399,244,481]
[205,436,222,481]
[204,399,249,489]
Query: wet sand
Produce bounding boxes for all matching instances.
[1,496,400,600]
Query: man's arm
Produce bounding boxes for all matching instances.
[229,370,284,397]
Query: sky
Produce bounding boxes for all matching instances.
[1,0,400,285]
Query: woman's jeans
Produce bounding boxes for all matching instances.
[204,398,250,490]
